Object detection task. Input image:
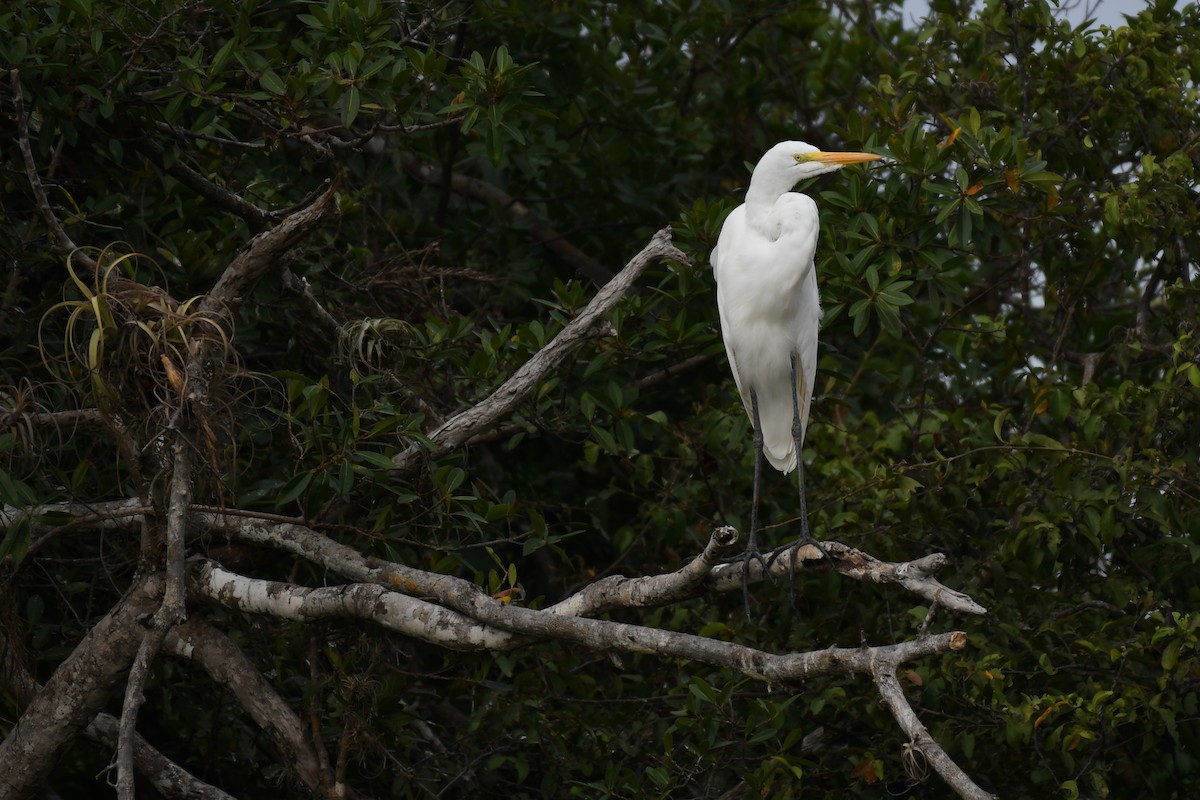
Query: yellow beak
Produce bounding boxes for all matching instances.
[809,151,884,166]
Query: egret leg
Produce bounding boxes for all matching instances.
[740,388,771,614]
[781,352,830,590]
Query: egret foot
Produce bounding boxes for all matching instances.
[735,541,772,615]
[770,529,833,603]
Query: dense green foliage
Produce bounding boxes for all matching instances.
[3,0,1199,797]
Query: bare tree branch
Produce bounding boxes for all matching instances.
[0,617,38,709]
[709,538,989,616]
[188,557,505,650]
[874,667,996,799]
[144,138,276,232]
[189,555,966,682]
[3,502,991,800]
[116,440,193,799]
[281,268,342,339]
[1,497,148,539]
[546,525,742,616]
[161,441,192,619]
[200,514,990,798]
[165,618,338,799]
[200,181,340,319]
[632,351,718,391]
[391,227,689,471]
[85,714,239,800]
[187,544,988,798]
[0,575,163,799]
[2,502,986,619]
[10,68,97,272]
[1135,256,1171,352]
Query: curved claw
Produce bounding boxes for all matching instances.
[737,543,773,616]
[766,531,832,610]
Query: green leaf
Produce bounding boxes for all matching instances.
[276,471,313,506]
[354,450,395,470]
[209,37,238,78]
[1161,638,1182,671]
[342,84,361,128]
[259,69,286,95]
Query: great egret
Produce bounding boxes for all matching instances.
[711,141,882,596]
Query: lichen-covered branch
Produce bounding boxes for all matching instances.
[190,556,966,685]
[709,535,989,616]
[188,558,506,650]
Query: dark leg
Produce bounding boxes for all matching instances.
[740,388,771,614]
[781,352,830,590]
[789,352,813,545]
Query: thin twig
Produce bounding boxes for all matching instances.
[632,352,717,391]
[280,269,341,338]
[10,69,97,271]
[115,439,192,799]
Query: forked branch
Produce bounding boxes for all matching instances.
[186,520,991,799]
[188,556,967,683]
[2,500,993,799]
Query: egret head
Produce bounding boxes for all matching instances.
[749,140,882,200]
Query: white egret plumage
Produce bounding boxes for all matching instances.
[711,141,882,598]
